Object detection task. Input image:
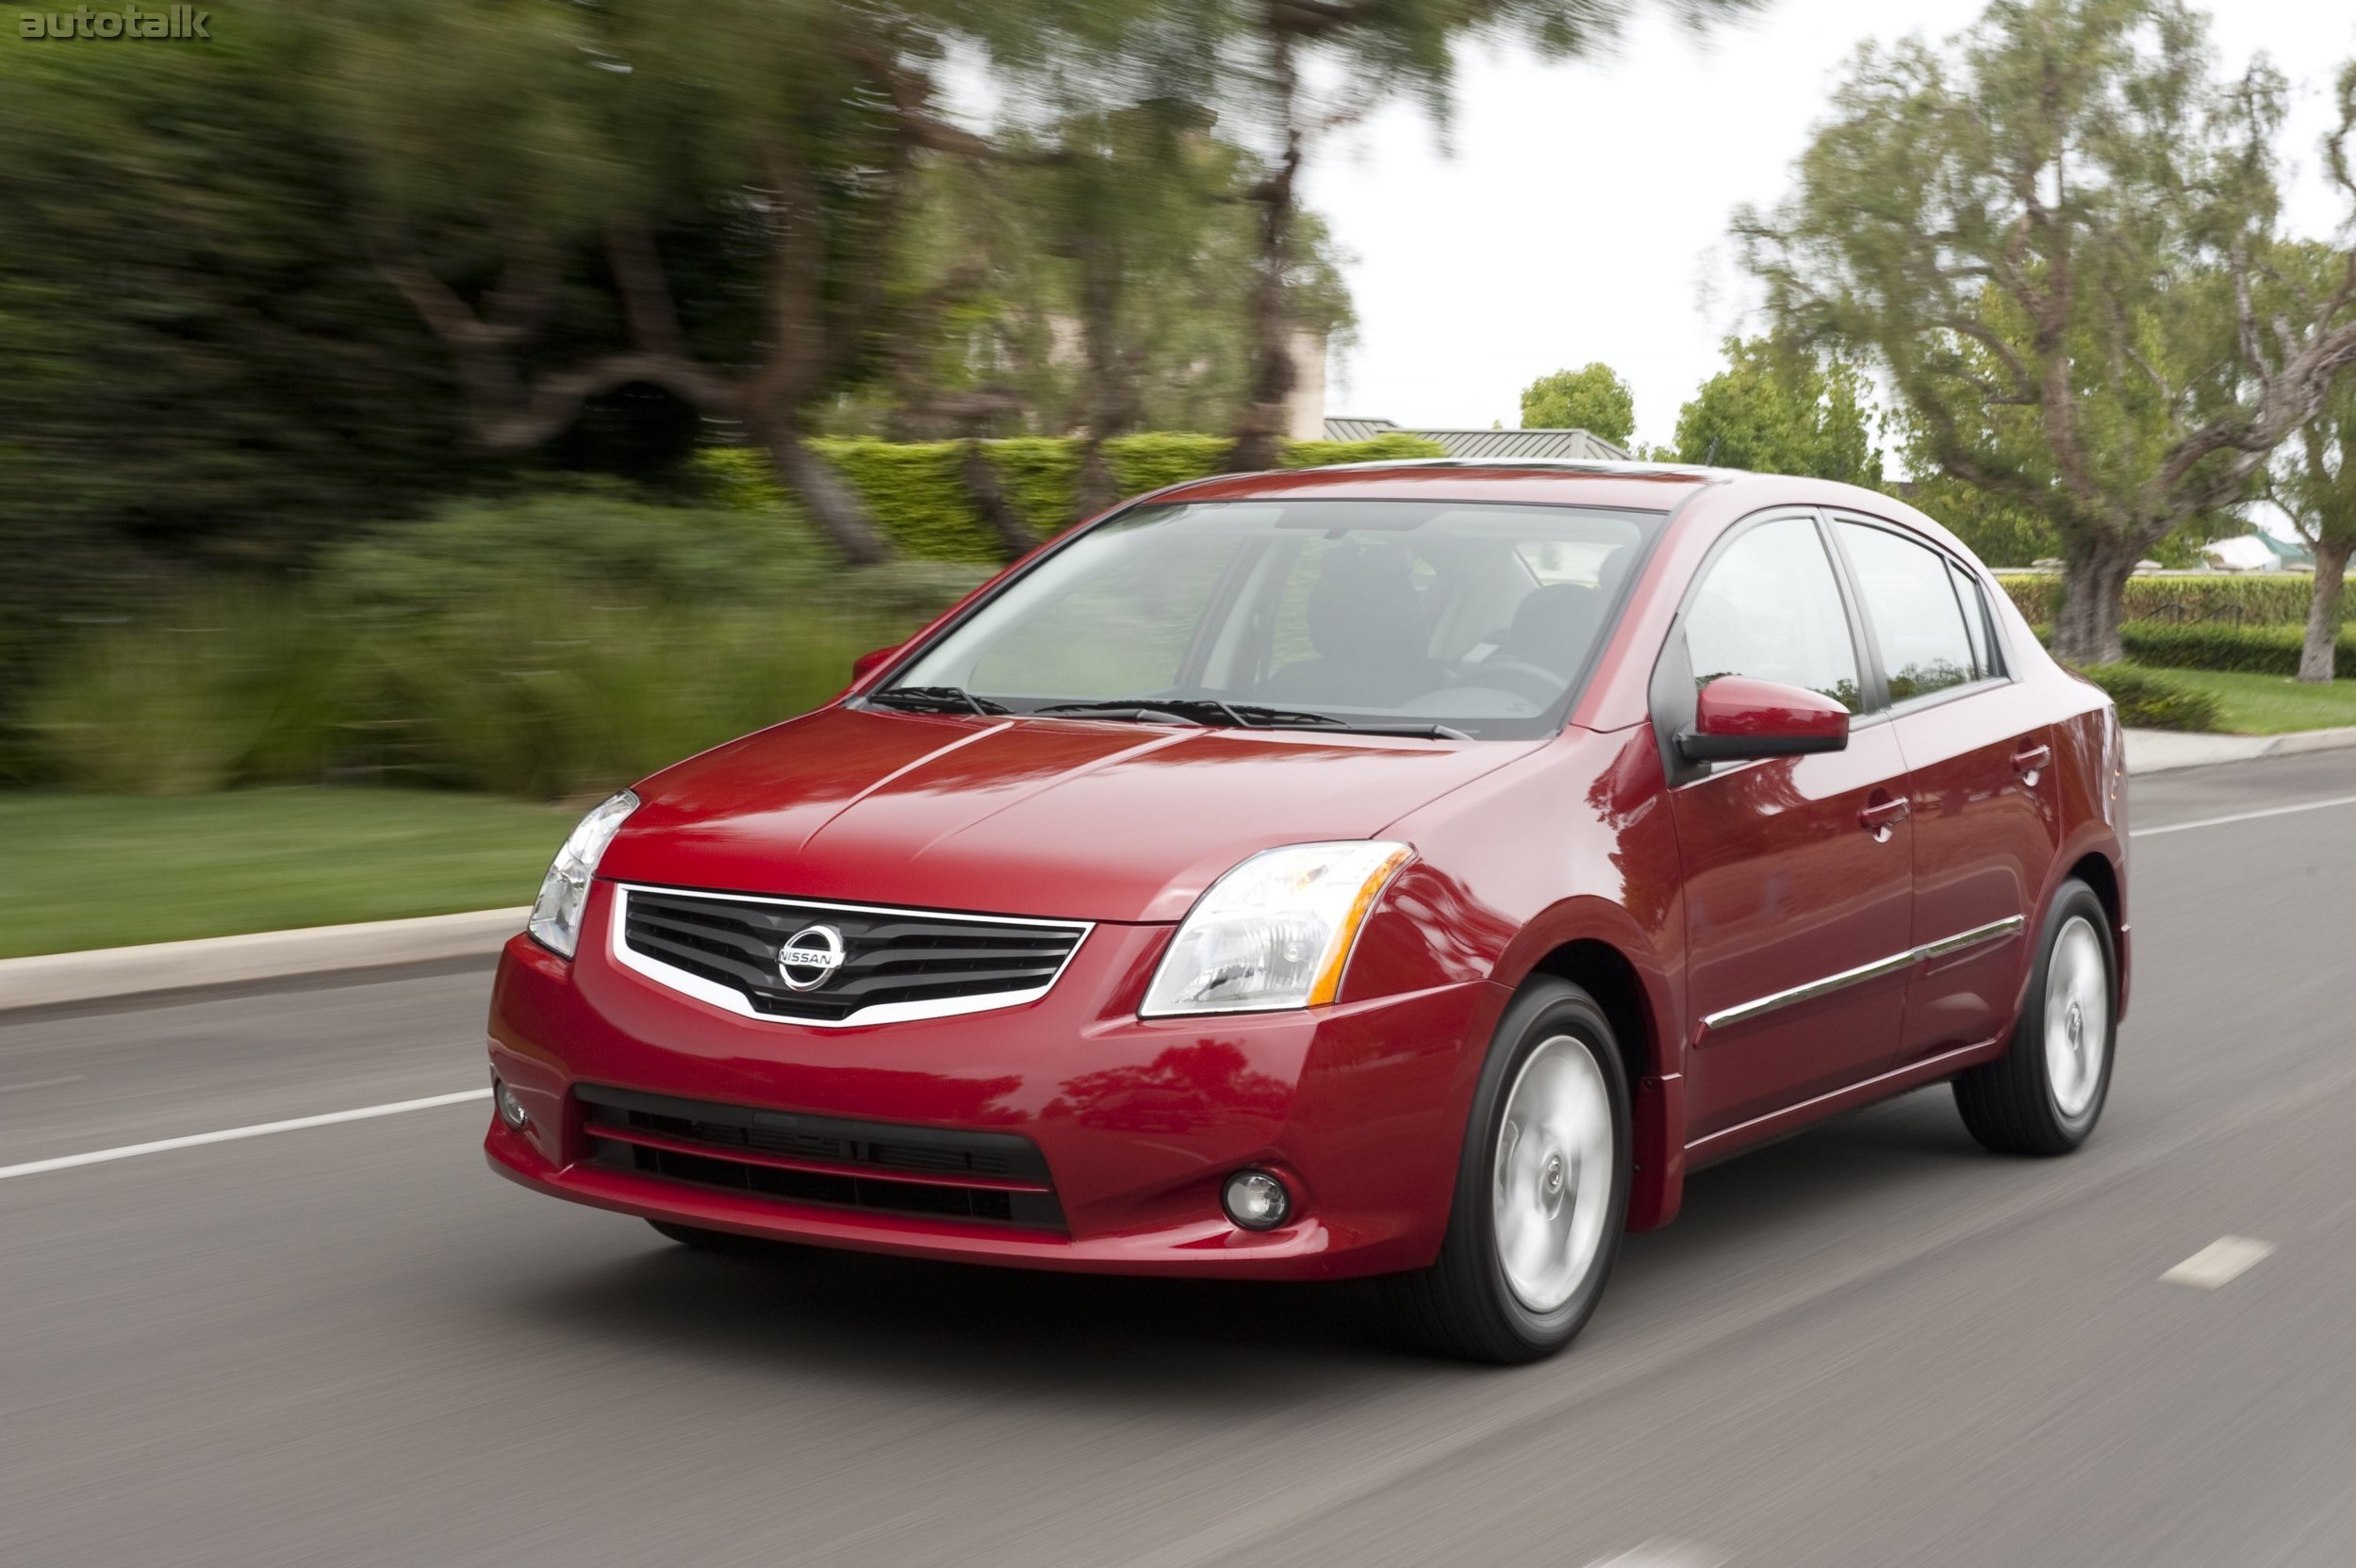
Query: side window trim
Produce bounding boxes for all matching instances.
[1825,512,2011,715]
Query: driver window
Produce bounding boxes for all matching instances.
[1686,517,1864,713]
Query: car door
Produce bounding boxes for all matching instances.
[1830,517,2058,1067]
[1655,511,1916,1143]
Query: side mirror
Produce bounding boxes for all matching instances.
[850,644,901,684]
[1678,676,1851,763]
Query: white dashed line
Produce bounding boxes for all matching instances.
[1584,1543,1733,1568]
[2133,794,2356,839]
[0,1074,86,1094]
[0,1088,491,1181]
[2161,1236,2276,1289]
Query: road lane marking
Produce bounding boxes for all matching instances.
[0,1088,490,1181]
[2133,793,2356,839]
[0,1074,86,1093]
[2161,1236,2275,1289]
[1585,1543,1732,1568]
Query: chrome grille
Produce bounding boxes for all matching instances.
[614,886,1088,1026]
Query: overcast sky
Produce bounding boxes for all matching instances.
[1303,0,2356,451]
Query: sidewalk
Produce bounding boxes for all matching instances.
[0,907,528,1014]
[2123,723,2356,775]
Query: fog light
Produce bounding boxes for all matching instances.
[1222,1168,1290,1231]
[494,1081,531,1132]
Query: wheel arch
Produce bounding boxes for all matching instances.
[1514,931,1687,1232]
[2050,838,2129,1023]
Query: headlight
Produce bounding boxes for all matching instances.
[1141,841,1411,1017]
[528,789,638,959]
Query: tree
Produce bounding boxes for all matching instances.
[305,0,1071,565]
[881,103,1354,524]
[0,25,470,736]
[1171,0,1761,473]
[1521,363,1637,441]
[2270,357,2356,682]
[1739,0,2356,664]
[1669,338,1881,481]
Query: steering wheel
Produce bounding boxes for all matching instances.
[1449,654,1567,707]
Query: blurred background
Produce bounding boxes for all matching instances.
[0,0,2351,959]
[7,8,2356,1568]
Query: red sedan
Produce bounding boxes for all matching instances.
[485,461,2126,1362]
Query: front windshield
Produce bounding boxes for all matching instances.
[881,499,1661,740]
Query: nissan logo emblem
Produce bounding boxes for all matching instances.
[776,924,847,991]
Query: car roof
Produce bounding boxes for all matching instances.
[1145,459,1738,514]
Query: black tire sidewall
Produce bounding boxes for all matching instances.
[1452,981,1632,1355]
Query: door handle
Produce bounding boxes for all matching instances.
[1859,793,1910,841]
[2011,742,2051,781]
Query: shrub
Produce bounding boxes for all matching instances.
[2116,620,2356,679]
[702,433,1451,562]
[1996,573,2335,629]
[2070,664,2225,732]
[22,589,350,795]
[22,491,995,798]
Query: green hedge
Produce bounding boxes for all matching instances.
[2070,665,2225,732]
[701,432,1450,562]
[2116,620,2356,679]
[1997,573,2331,629]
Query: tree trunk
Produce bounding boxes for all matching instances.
[960,438,1035,561]
[2299,534,2352,683]
[1070,242,1130,523]
[2051,535,2139,667]
[761,424,892,567]
[1226,32,1302,476]
[1072,436,1120,522]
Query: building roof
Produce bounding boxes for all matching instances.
[1325,417,1632,462]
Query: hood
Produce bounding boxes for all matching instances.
[598,705,1541,922]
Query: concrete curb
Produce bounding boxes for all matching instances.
[0,906,530,1013]
[2125,724,2356,775]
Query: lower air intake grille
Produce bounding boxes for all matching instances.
[616,886,1088,1026]
[577,1084,1063,1230]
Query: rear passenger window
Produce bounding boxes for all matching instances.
[1950,560,2001,679]
[1834,520,1980,702]
[1685,516,1863,712]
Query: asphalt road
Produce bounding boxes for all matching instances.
[6,753,2356,1568]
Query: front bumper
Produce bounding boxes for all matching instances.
[486,885,1498,1280]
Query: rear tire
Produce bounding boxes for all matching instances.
[1953,878,2116,1156]
[1386,979,1631,1363]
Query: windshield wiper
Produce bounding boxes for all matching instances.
[1306,721,1474,740]
[1030,698,1465,740]
[866,685,1011,717]
[1030,701,1208,726]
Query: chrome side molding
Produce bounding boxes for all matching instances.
[1702,915,2027,1034]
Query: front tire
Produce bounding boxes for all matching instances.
[1953,878,2116,1156]
[1388,979,1631,1363]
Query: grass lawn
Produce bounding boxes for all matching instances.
[2154,668,2356,734]
[0,787,577,958]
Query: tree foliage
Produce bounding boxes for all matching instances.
[1108,0,1762,470]
[1739,0,2356,663]
[0,25,470,735]
[1521,363,1638,441]
[1669,338,1880,481]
